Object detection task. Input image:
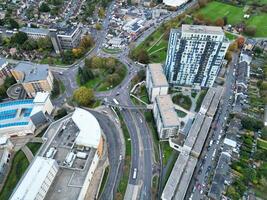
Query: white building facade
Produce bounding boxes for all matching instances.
[164,25,229,88]
[10,157,59,200]
[146,63,169,102]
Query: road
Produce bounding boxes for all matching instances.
[187,53,239,200]
[88,110,124,200]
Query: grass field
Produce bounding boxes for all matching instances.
[197,1,267,37]
[0,151,29,200]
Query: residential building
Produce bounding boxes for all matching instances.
[20,27,50,39]
[11,62,53,97]
[10,156,59,200]
[0,92,54,136]
[49,25,82,54]
[146,63,169,102]
[164,25,229,88]
[163,0,189,7]
[0,58,11,83]
[153,95,180,140]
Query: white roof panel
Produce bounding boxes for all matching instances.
[73,108,101,148]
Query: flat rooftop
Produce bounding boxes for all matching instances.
[183,113,205,149]
[20,27,50,35]
[14,62,49,83]
[182,24,224,35]
[148,63,168,87]
[156,95,180,127]
[10,157,57,200]
[39,110,100,200]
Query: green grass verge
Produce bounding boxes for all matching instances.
[161,142,174,166]
[257,139,267,150]
[225,32,238,40]
[115,110,131,200]
[26,142,42,156]
[172,93,192,110]
[102,48,121,54]
[99,166,110,197]
[195,90,208,112]
[162,151,179,187]
[0,151,29,200]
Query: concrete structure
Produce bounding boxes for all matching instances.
[20,27,50,39]
[153,95,180,139]
[39,108,103,200]
[161,87,223,200]
[49,25,82,54]
[146,63,169,102]
[10,156,59,200]
[11,62,53,97]
[163,0,189,7]
[0,58,11,82]
[164,25,229,88]
[0,92,53,136]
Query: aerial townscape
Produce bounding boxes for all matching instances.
[0,0,267,200]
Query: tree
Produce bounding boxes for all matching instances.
[261,127,267,140]
[79,34,94,49]
[37,36,53,51]
[215,18,224,27]
[198,0,207,7]
[90,56,103,68]
[22,39,38,51]
[72,48,83,58]
[107,73,120,85]
[8,18,19,29]
[137,49,149,64]
[95,23,102,30]
[223,16,228,25]
[241,116,263,131]
[228,41,238,52]
[73,87,94,106]
[236,37,245,48]
[98,7,105,19]
[244,26,256,36]
[11,32,28,45]
[61,50,75,64]
[39,3,50,12]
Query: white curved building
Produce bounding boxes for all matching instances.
[163,0,189,7]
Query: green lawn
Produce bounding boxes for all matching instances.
[225,32,238,40]
[26,142,42,156]
[195,90,208,112]
[197,2,244,25]
[197,1,267,37]
[161,142,174,166]
[0,151,29,200]
[172,93,192,110]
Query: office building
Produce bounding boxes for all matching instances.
[146,63,169,102]
[164,25,229,88]
[0,92,54,136]
[50,25,82,54]
[153,95,180,140]
[11,62,53,97]
[10,156,59,200]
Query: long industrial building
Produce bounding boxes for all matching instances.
[164,25,229,88]
[162,86,223,200]
[146,63,169,102]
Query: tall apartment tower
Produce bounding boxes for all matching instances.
[164,24,229,88]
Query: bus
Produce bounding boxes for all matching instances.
[113,98,119,105]
[133,168,137,179]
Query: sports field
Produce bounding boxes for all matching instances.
[197,1,267,37]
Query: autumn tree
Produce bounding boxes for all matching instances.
[98,7,105,18]
[236,37,245,48]
[215,18,224,27]
[73,87,94,106]
[79,34,94,49]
